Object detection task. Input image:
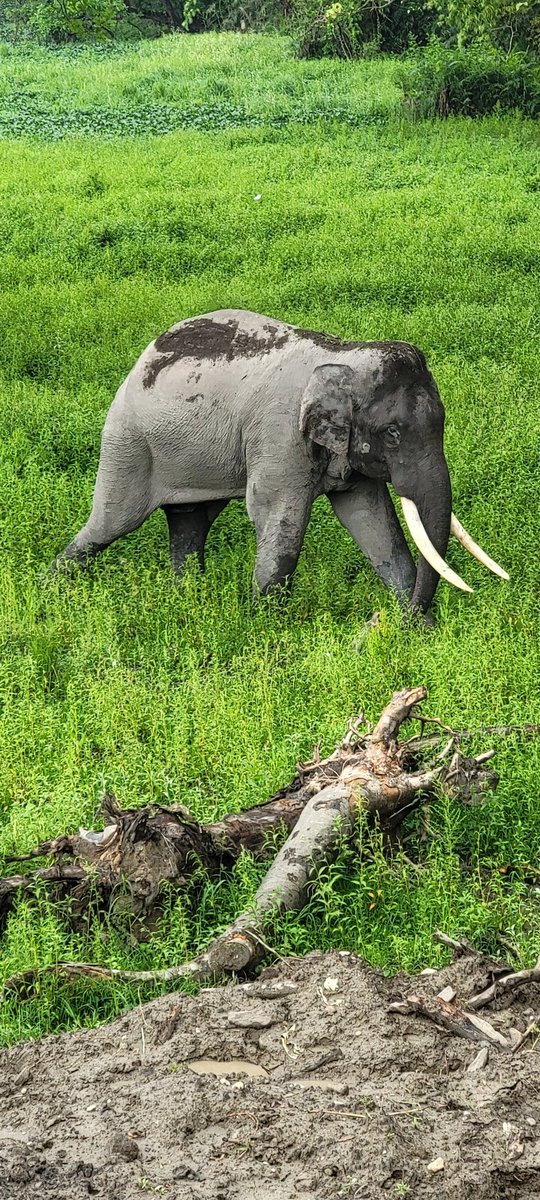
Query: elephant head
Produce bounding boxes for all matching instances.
[299,351,507,614]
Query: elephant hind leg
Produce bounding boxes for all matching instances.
[50,430,154,573]
[163,499,228,575]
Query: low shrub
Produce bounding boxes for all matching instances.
[397,42,540,117]
[0,0,128,43]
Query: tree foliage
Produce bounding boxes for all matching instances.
[292,0,540,58]
[1,0,126,41]
[433,0,540,54]
[293,0,439,59]
[0,0,190,41]
[0,0,538,56]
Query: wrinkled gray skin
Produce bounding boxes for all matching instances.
[52,310,452,616]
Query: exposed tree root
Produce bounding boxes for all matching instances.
[1,686,533,999]
[390,932,540,1054]
[389,992,512,1048]
[468,957,540,1011]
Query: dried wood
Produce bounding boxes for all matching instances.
[433,930,478,955]
[468,958,540,1011]
[389,992,511,1048]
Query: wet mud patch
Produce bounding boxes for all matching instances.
[1,950,539,1200]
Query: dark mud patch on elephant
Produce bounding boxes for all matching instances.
[2,950,540,1200]
[143,318,290,388]
[295,327,353,352]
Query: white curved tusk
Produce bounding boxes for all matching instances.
[400,498,473,593]
[451,514,509,580]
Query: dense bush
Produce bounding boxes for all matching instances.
[398,42,540,116]
[0,0,286,41]
[195,0,287,33]
[0,0,128,42]
[292,0,439,60]
[292,0,363,59]
[433,0,540,55]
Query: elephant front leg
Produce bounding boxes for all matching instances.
[247,482,312,596]
[329,479,417,605]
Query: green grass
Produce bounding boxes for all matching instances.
[0,33,401,136]
[0,34,539,1045]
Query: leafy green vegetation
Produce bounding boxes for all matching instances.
[398,43,540,117]
[0,34,539,1046]
[0,34,400,137]
[290,0,439,60]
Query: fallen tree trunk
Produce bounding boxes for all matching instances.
[1,685,511,997]
[0,686,499,936]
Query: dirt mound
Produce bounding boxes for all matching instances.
[1,950,539,1200]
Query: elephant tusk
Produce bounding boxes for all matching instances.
[451,514,509,580]
[400,498,473,594]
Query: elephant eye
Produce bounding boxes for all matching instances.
[383,424,401,446]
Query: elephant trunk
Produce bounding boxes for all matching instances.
[394,455,453,615]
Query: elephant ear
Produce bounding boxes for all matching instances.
[299,364,355,456]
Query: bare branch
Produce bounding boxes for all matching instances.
[370,687,428,746]
[1,688,536,998]
[468,958,540,1011]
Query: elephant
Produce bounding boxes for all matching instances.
[51,309,508,617]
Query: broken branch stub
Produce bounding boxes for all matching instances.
[468,957,540,1011]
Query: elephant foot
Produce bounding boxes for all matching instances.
[404,605,436,630]
[41,557,81,586]
[250,579,292,614]
[399,596,436,630]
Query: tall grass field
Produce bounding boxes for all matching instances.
[0,33,539,1045]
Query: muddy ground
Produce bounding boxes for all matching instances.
[1,949,539,1200]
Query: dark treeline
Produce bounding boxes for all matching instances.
[1,0,539,56]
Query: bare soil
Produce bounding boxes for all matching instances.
[1,950,540,1200]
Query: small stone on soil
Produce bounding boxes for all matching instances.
[227,1008,276,1029]
[110,1132,140,1161]
[467,1046,489,1072]
[173,1162,202,1180]
[323,977,340,992]
[294,1174,317,1191]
